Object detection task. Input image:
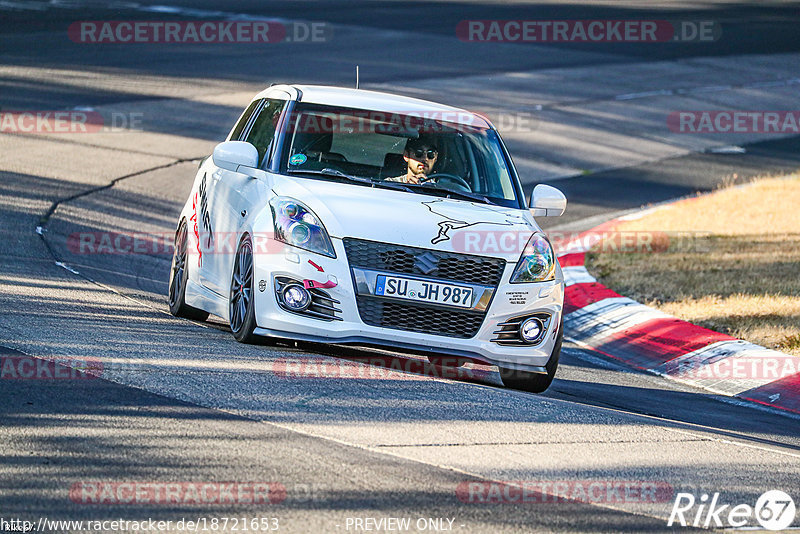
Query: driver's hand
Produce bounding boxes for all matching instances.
[407,173,427,184]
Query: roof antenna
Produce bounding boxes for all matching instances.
[355,65,359,89]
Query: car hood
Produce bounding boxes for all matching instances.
[268,175,538,261]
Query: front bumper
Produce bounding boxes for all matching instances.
[252,237,564,372]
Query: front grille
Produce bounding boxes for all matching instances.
[344,238,506,338]
[355,296,484,338]
[343,238,505,286]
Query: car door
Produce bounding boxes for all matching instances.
[204,97,287,295]
[195,100,261,295]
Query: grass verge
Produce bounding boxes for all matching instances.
[585,173,800,356]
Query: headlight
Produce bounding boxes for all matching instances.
[269,197,335,258]
[509,233,555,283]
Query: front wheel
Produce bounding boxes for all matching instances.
[229,234,259,344]
[168,220,209,321]
[499,319,562,393]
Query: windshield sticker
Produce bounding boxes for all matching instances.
[289,153,307,165]
[422,199,526,245]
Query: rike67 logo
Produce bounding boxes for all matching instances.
[668,490,796,530]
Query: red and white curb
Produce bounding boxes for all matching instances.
[557,219,800,416]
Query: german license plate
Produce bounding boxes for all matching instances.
[375,275,473,308]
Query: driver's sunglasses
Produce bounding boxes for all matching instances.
[409,147,438,160]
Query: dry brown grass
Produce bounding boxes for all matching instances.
[586,174,800,356]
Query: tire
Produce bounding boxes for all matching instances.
[229,234,259,344]
[499,318,562,393]
[168,220,209,321]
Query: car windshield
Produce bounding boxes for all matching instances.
[279,103,522,207]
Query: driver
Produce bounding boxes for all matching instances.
[385,136,438,184]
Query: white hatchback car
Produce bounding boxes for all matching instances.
[169,84,567,392]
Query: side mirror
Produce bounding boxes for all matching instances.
[212,141,259,173]
[529,184,567,217]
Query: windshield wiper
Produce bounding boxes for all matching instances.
[411,184,498,205]
[286,168,415,192]
[287,167,369,182]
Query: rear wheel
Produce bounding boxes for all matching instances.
[229,234,258,343]
[168,220,209,321]
[499,319,562,393]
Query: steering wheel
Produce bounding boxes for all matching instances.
[421,173,471,192]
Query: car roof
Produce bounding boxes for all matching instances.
[255,84,492,128]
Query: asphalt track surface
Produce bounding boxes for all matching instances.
[2,1,800,532]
